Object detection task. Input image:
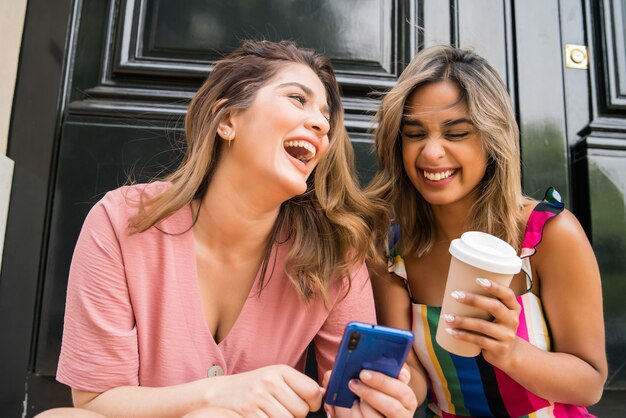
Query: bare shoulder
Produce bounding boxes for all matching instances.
[533,207,599,284]
[540,208,589,248]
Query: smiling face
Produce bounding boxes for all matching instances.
[223,63,331,199]
[401,80,488,209]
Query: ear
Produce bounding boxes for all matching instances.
[212,99,236,141]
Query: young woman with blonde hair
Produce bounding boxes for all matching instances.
[368,45,607,417]
[57,40,417,418]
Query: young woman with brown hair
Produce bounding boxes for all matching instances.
[56,40,417,418]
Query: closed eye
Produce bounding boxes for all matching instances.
[289,94,307,105]
[401,131,427,140]
[445,132,470,140]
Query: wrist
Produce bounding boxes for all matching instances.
[187,377,218,410]
[499,337,526,373]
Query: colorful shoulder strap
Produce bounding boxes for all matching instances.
[520,187,565,259]
[385,219,414,300]
[519,187,565,290]
[386,219,401,262]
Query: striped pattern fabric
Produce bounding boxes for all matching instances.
[388,188,595,417]
[413,295,592,417]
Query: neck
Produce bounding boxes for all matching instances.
[430,193,478,242]
[193,171,282,260]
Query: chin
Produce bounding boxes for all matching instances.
[292,183,310,197]
[277,177,309,200]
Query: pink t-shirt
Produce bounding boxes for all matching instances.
[57,182,375,393]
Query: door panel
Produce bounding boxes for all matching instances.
[583,0,626,399]
[4,0,626,416]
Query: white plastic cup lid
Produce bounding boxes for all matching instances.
[449,231,522,274]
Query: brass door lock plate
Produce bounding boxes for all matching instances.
[565,44,588,69]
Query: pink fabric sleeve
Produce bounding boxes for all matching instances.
[56,192,140,392]
[313,261,376,381]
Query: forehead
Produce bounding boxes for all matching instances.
[267,63,327,96]
[404,80,468,117]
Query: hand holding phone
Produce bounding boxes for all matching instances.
[324,322,414,408]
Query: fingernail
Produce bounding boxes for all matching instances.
[445,327,458,336]
[451,290,465,300]
[361,370,372,380]
[476,278,491,287]
[400,367,411,381]
[443,313,455,322]
[349,378,360,388]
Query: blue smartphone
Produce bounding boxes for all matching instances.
[324,321,414,408]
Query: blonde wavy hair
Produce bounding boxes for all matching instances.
[129,40,377,301]
[367,45,525,258]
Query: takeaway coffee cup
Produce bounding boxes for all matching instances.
[435,231,522,357]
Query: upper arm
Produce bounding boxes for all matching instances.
[535,209,607,377]
[57,198,139,392]
[369,263,412,331]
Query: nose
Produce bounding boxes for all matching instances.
[421,136,446,161]
[305,111,330,137]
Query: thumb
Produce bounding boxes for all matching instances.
[399,365,411,384]
[322,370,332,388]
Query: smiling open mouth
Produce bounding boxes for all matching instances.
[284,140,316,162]
[424,169,456,181]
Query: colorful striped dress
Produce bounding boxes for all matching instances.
[387,188,595,417]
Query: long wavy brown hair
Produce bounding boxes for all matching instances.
[129,40,378,302]
[367,45,525,258]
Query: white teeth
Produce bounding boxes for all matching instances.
[423,169,455,181]
[284,140,316,162]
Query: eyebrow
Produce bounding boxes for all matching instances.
[276,82,330,116]
[443,118,474,127]
[401,117,474,127]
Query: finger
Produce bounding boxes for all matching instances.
[475,278,520,311]
[398,365,411,384]
[445,327,498,353]
[279,366,324,413]
[257,398,293,418]
[351,371,417,414]
[445,283,520,358]
[348,402,365,418]
[443,322,517,355]
[259,380,313,418]
[443,305,520,350]
[349,378,413,417]
[357,399,385,418]
[247,366,316,418]
[454,291,518,325]
[322,370,332,389]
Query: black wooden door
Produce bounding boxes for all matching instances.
[2,0,625,416]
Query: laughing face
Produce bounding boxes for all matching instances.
[223,63,331,200]
[400,80,488,209]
